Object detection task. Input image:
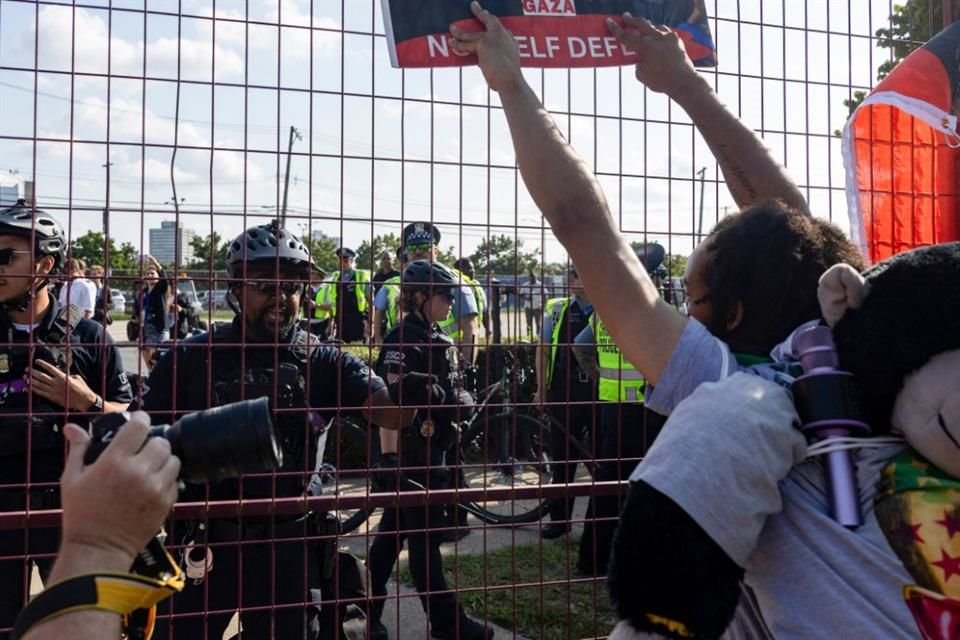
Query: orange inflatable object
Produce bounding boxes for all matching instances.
[843,21,960,264]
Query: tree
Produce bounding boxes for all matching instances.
[70,231,139,271]
[188,231,230,271]
[469,234,542,277]
[835,0,958,134]
[355,233,401,271]
[303,233,339,274]
[665,253,688,278]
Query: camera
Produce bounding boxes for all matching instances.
[791,325,871,528]
[86,397,283,484]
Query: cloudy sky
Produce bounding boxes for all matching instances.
[0,0,908,265]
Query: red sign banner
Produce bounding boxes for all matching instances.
[382,0,717,69]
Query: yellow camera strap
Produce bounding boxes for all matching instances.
[11,572,179,639]
[12,537,185,640]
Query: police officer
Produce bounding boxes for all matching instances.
[0,199,132,638]
[573,244,668,576]
[533,265,596,540]
[383,222,479,362]
[453,257,488,337]
[317,247,372,343]
[142,222,413,640]
[367,260,494,640]
[372,246,407,345]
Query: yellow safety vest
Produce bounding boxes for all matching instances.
[312,286,332,320]
[544,296,569,389]
[437,267,481,340]
[382,274,402,332]
[591,314,645,403]
[326,269,371,314]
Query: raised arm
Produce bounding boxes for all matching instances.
[608,14,807,213]
[449,2,684,384]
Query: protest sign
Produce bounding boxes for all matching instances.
[381,0,716,69]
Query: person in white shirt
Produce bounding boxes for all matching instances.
[58,258,96,319]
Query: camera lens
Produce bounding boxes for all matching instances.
[163,396,283,484]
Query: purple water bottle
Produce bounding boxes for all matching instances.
[791,325,871,528]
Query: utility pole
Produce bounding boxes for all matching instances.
[281,126,303,228]
[102,161,113,272]
[695,167,707,242]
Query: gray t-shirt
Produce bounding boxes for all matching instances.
[634,372,915,639]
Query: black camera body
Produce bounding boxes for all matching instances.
[87,397,283,484]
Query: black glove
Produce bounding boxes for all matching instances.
[389,372,446,406]
[371,452,400,492]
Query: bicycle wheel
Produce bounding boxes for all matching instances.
[459,412,556,525]
[321,417,375,534]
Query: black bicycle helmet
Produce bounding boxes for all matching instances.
[225,221,318,278]
[634,242,666,276]
[402,259,458,292]
[0,199,67,273]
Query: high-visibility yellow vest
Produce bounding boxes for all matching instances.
[592,314,645,403]
[312,286,332,320]
[437,267,481,339]
[326,269,371,314]
[382,274,402,331]
[544,296,569,390]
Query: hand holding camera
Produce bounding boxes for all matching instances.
[61,413,180,569]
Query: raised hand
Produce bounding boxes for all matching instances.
[449,1,523,94]
[606,12,700,96]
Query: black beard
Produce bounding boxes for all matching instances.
[249,304,296,341]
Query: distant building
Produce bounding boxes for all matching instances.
[149,220,196,266]
[310,229,340,247]
[0,172,21,208]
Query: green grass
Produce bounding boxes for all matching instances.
[401,536,617,640]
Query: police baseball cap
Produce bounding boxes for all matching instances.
[402,222,442,249]
[336,247,356,259]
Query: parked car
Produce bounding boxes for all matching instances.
[109,289,126,313]
[199,289,229,310]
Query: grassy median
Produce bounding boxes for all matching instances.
[403,535,618,640]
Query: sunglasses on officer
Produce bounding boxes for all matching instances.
[246,280,305,296]
[432,288,455,303]
[0,248,32,266]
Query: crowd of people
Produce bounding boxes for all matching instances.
[1,2,954,639]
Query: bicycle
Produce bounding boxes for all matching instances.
[324,346,593,533]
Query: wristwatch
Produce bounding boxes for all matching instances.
[89,394,104,412]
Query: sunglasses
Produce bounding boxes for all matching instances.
[406,243,432,254]
[246,280,304,296]
[433,288,456,303]
[0,248,32,266]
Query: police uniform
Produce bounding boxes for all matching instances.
[367,311,473,634]
[575,314,667,575]
[0,298,132,636]
[541,295,596,527]
[326,268,371,343]
[142,318,384,640]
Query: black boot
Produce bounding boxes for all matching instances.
[369,596,389,640]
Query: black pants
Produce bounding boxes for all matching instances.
[578,404,666,574]
[0,527,58,640]
[546,400,597,522]
[367,468,461,632]
[336,314,366,343]
[152,516,322,640]
[0,487,60,640]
